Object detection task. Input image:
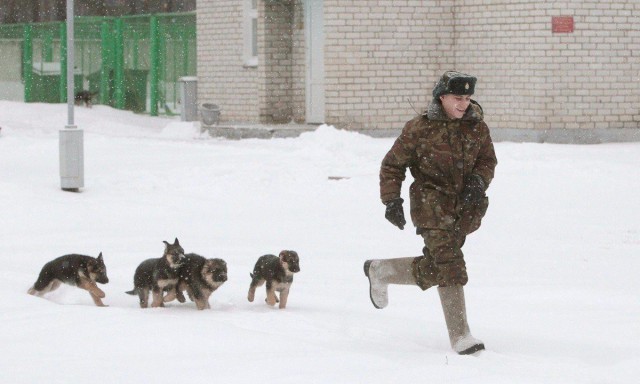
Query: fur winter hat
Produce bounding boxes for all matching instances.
[432,71,477,98]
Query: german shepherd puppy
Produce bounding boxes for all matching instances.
[125,238,186,308]
[165,253,228,310]
[74,90,98,107]
[27,253,109,307]
[247,250,300,309]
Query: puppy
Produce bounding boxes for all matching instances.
[27,253,109,307]
[247,250,300,309]
[74,90,98,107]
[125,238,186,308]
[165,253,228,310]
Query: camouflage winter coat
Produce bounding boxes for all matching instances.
[380,100,497,232]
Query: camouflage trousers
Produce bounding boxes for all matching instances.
[411,229,468,290]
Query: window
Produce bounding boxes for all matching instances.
[244,0,258,67]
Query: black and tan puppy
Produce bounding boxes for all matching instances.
[27,253,109,307]
[247,250,300,309]
[125,238,185,308]
[165,253,228,310]
[74,90,98,107]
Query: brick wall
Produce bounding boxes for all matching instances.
[323,0,445,131]
[197,0,640,135]
[455,0,640,132]
[291,0,306,123]
[197,0,260,123]
[198,0,303,124]
[323,0,640,133]
[260,0,294,123]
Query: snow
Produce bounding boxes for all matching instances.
[1,100,639,383]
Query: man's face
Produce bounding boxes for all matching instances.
[440,94,472,119]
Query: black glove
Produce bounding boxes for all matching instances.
[384,198,406,230]
[461,174,486,205]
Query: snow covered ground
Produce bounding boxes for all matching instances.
[0,100,638,383]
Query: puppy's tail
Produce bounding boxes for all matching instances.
[249,272,255,279]
[125,288,137,295]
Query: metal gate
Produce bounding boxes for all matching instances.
[0,12,196,116]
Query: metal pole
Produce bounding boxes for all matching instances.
[66,1,74,126]
[60,22,67,103]
[59,0,84,191]
[23,25,33,103]
[100,21,110,105]
[150,16,160,116]
[114,18,125,109]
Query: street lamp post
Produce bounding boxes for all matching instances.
[59,0,84,191]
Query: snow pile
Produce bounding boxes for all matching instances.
[0,101,638,383]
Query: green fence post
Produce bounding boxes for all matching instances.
[100,21,112,105]
[23,25,33,103]
[44,31,53,62]
[149,15,160,116]
[60,22,68,103]
[182,33,189,77]
[133,33,139,70]
[114,18,125,109]
[159,22,168,112]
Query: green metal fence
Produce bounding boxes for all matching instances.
[0,12,196,116]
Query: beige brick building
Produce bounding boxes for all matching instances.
[197,0,640,142]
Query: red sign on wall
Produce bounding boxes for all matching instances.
[552,16,574,33]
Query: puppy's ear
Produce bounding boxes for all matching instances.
[174,238,180,245]
[279,250,295,260]
[97,252,103,261]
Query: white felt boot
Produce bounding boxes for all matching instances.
[438,285,485,354]
[363,258,415,309]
